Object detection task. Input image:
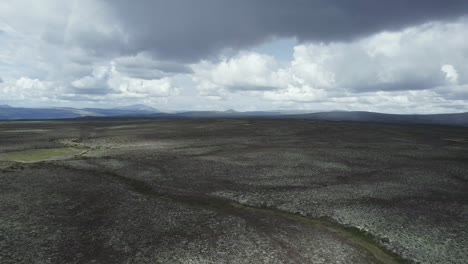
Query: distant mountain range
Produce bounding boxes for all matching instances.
[0,104,467,126]
[0,104,160,120]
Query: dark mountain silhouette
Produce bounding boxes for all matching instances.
[0,105,467,126]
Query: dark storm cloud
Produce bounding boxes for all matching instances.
[101,0,468,61]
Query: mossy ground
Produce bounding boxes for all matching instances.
[1,119,467,263]
[0,148,84,163]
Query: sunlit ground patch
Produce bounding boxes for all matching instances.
[0,148,85,163]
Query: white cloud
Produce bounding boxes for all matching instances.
[191,19,468,113]
[363,31,402,58]
[110,76,175,98]
[70,62,178,98]
[1,0,468,112]
[441,64,459,84]
[0,77,63,102]
[192,52,286,97]
[290,20,468,92]
[192,52,329,102]
[71,66,110,92]
[289,45,336,89]
[0,0,180,106]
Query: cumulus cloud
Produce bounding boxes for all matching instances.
[71,65,114,94]
[286,22,468,94]
[192,19,468,112]
[70,62,178,98]
[0,63,178,107]
[0,77,63,102]
[192,53,288,97]
[5,0,467,62]
[99,0,468,61]
[441,65,459,84]
[0,1,185,106]
[1,0,468,112]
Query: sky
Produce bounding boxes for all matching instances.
[1,0,468,113]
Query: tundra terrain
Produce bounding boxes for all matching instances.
[1,119,467,263]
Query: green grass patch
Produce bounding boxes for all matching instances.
[0,148,85,163]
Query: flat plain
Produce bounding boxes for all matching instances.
[1,119,467,264]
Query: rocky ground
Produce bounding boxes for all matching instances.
[1,119,467,263]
